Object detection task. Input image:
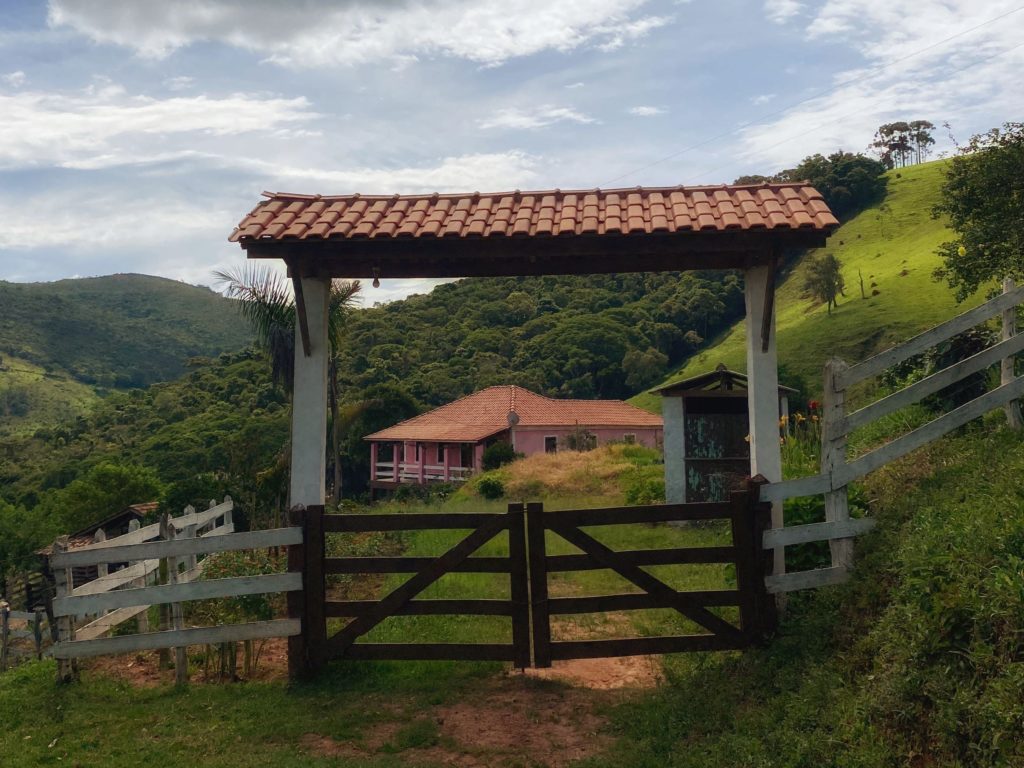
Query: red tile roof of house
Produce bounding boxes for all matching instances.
[365,386,663,443]
[230,183,838,242]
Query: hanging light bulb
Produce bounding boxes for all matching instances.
[372,267,381,288]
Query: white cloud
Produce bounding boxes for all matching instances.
[2,71,26,87]
[736,0,1024,169]
[628,105,666,116]
[751,93,775,105]
[765,0,802,24]
[479,106,596,130]
[565,82,585,89]
[163,75,193,91]
[47,0,669,68]
[240,151,539,194]
[0,81,317,169]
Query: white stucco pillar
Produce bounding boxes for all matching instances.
[661,395,685,504]
[289,276,330,508]
[744,263,784,576]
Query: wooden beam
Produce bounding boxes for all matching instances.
[291,273,312,358]
[761,253,778,353]
[242,231,828,279]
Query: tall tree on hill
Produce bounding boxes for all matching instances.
[933,122,1024,301]
[215,266,361,502]
[803,254,846,314]
[910,120,936,165]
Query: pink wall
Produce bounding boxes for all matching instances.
[512,427,662,456]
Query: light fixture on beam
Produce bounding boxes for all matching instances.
[372,267,381,288]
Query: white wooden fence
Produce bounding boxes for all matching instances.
[0,605,49,669]
[49,498,304,684]
[758,278,1023,594]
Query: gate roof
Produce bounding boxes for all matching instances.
[230,183,838,278]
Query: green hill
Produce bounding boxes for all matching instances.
[0,274,252,435]
[632,160,982,411]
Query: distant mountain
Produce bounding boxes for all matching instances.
[0,274,251,434]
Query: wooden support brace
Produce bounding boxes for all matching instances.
[291,273,312,358]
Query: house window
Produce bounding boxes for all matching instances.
[544,436,558,453]
[623,434,636,444]
[461,443,474,468]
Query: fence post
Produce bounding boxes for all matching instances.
[93,529,108,580]
[289,504,327,677]
[160,514,188,685]
[52,536,77,683]
[33,607,44,660]
[822,357,854,570]
[287,506,307,680]
[525,502,551,668]
[1002,278,1023,429]
[1,600,9,671]
[506,503,530,670]
[127,519,150,633]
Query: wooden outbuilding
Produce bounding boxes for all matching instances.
[653,364,796,503]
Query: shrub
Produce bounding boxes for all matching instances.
[482,441,521,471]
[624,475,665,505]
[477,476,505,500]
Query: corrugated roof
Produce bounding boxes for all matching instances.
[230,183,838,242]
[365,385,663,442]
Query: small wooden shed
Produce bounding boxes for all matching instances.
[654,365,795,503]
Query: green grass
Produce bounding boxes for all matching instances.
[0,354,99,437]
[632,160,986,412]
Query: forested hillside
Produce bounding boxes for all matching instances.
[337,271,744,406]
[0,274,252,434]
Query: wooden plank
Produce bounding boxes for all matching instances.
[71,502,232,552]
[548,521,744,641]
[838,376,1024,485]
[54,573,302,617]
[729,490,761,641]
[291,273,312,357]
[549,635,746,660]
[303,506,328,672]
[763,518,876,549]
[323,512,504,532]
[839,285,1024,388]
[72,560,158,596]
[765,566,849,594]
[758,474,830,503]
[51,526,303,569]
[340,643,516,662]
[526,502,552,668]
[325,556,511,574]
[545,502,733,527]
[325,599,514,617]
[548,591,741,614]
[52,536,76,682]
[5,610,37,621]
[507,503,531,670]
[822,358,853,569]
[546,546,737,571]
[842,331,1024,434]
[75,604,150,642]
[52,619,301,660]
[327,514,509,655]
[1003,278,1023,429]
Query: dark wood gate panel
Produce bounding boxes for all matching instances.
[527,489,775,666]
[307,505,530,670]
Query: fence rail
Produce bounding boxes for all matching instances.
[0,605,49,669]
[49,499,304,684]
[757,278,1023,593]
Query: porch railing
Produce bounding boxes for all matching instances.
[373,461,472,484]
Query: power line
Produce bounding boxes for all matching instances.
[600,5,1024,186]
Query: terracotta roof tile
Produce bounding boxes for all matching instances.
[364,385,663,443]
[230,183,839,243]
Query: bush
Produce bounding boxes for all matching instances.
[477,476,505,500]
[783,484,869,572]
[482,441,521,471]
[624,474,665,505]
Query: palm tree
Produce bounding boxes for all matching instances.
[214,265,361,502]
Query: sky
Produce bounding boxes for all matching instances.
[0,0,1021,304]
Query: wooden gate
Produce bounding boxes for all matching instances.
[287,489,774,676]
[526,490,775,666]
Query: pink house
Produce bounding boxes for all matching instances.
[365,385,663,490]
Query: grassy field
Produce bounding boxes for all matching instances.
[0,355,99,438]
[4,421,1023,766]
[632,160,985,412]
